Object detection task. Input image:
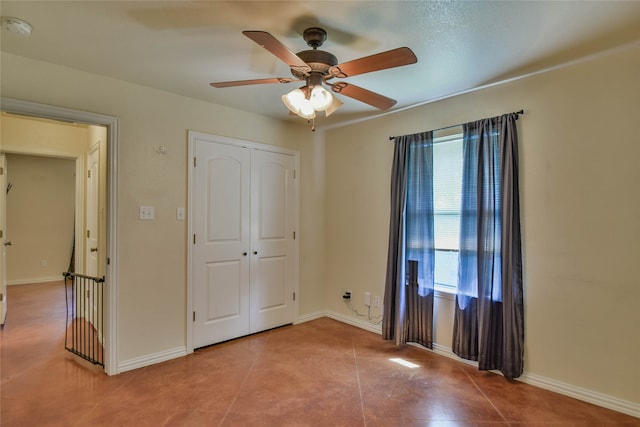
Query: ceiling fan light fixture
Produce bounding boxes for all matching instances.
[298,100,316,119]
[325,95,344,117]
[1,17,32,37]
[282,88,316,119]
[309,85,333,111]
[282,88,306,114]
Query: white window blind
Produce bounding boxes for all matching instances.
[433,135,463,250]
[433,134,463,290]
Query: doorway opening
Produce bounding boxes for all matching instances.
[0,97,119,375]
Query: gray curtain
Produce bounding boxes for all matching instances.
[452,113,524,379]
[383,132,434,348]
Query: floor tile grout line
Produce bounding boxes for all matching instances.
[217,330,271,426]
[351,335,368,427]
[463,367,509,423]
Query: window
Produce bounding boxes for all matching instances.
[433,132,463,293]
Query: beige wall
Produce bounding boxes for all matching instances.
[3,153,76,283]
[325,44,640,406]
[0,52,324,364]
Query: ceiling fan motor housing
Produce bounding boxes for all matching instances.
[294,50,338,78]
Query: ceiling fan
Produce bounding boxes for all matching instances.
[210,27,417,122]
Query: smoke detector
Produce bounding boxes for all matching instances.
[1,17,32,37]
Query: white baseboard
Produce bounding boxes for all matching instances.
[321,310,639,419]
[117,346,187,374]
[518,371,640,418]
[325,310,383,334]
[8,276,64,285]
[295,310,326,324]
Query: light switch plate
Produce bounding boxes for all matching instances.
[139,206,154,220]
[176,207,185,221]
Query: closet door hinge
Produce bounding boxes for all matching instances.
[0,166,4,175]
[193,234,196,244]
[293,292,296,301]
[193,311,196,322]
[293,169,296,179]
[0,293,3,302]
[193,157,197,167]
[87,170,91,178]
[87,230,91,238]
[293,231,296,240]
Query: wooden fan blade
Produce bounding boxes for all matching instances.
[330,82,397,110]
[243,30,311,74]
[329,47,417,78]
[210,77,296,88]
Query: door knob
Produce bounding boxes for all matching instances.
[90,247,98,252]
[3,241,12,246]
[253,251,258,255]
[243,252,248,256]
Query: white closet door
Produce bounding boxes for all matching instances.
[249,149,295,333]
[192,141,251,348]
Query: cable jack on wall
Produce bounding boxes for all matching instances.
[342,290,382,325]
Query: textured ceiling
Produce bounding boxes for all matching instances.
[2,1,640,128]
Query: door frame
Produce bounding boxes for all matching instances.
[0,97,119,375]
[186,131,300,354]
[1,154,7,324]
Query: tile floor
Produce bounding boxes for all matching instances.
[1,281,638,426]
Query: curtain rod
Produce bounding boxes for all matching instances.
[389,109,524,141]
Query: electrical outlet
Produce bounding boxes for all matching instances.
[374,296,381,308]
[40,259,47,267]
[364,292,371,307]
[139,206,155,220]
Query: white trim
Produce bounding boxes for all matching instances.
[519,372,640,418]
[294,310,326,324]
[1,97,119,376]
[118,346,187,373]
[325,310,382,335]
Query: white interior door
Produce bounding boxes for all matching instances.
[249,150,295,333]
[86,145,99,278]
[1,155,8,324]
[83,144,100,326]
[192,140,251,348]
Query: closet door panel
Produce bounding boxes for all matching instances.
[193,141,251,348]
[250,150,295,332]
